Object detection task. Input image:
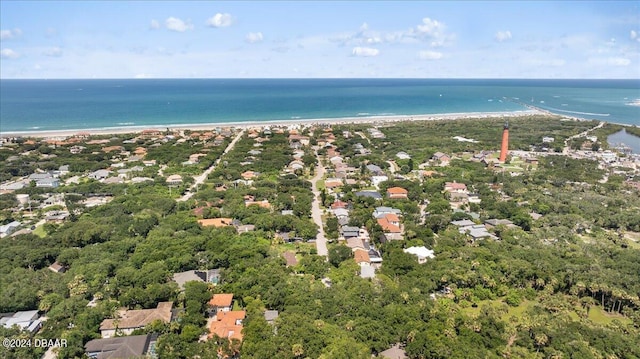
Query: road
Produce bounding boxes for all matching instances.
[177,129,245,202]
[309,149,328,257]
[563,121,605,154]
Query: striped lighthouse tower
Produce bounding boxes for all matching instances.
[499,121,509,163]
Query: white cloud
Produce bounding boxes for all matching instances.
[409,17,454,47]
[608,57,631,66]
[352,47,379,57]
[165,17,193,32]
[207,13,233,28]
[631,30,640,42]
[418,50,443,60]
[150,20,160,30]
[415,18,444,37]
[245,32,264,44]
[495,30,512,42]
[1,48,19,59]
[43,47,63,57]
[0,28,22,40]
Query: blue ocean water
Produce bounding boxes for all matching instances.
[0,79,638,133]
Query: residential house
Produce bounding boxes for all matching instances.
[85,334,157,359]
[403,246,435,264]
[45,211,69,223]
[208,310,245,342]
[366,164,384,176]
[444,181,468,193]
[377,214,402,234]
[166,174,183,185]
[282,251,298,267]
[542,136,555,143]
[353,248,371,266]
[172,269,221,290]
[396,151,411,160]
[0,221,21,238]
[325,178,344,189]
[432,152,451,165]
[386,187,408,199]
[198,218,233,228]
[236,224,255,233]
[36,178,60,188]
[0,310,42,334]
[99,302,173,338]
[241,171,259,180]
[373,206,402,218]
[48,261,66,273]
[360,265,376,279]
[341,226,361,239]
[355,191,382,200]
[209,294,234,313]
[264,310,279,326]
[88,169,111,181]
[379,343,407,359]
[331,201,349,210]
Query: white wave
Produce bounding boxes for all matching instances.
[290,116,301,119]
[31,126,40,129]
[356,112,370,116]
[117,122,135,125]
[626,99,640,107]
[548,108,610,116]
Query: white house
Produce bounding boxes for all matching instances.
[403,246,435,264]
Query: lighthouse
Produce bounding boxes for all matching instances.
[499,121,509,163]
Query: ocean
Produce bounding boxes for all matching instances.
[0,79,639,134]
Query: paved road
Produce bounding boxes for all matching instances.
[309,150,328,257]
[563,121,605,154]
[177,129,245,202]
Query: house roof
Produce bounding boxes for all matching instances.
[198,218,233,227]
[282,251,298,267]
[445,181,467,190]
[387,187,408,195]
[85,335,152,359]
[100,302,173,330]
[353,249,370,264]
[209,294,234,308]
[264,310,279,322]
[377,218,401,233]
[403,246,435,260]
[209,311,245,341]
[380,343,407,359]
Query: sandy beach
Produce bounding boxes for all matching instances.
[1,109,549,139]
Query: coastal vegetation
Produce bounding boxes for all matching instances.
[1,116,639,358]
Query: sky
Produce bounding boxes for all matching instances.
[1,1,639,79]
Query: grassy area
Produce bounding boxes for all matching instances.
[32,225,47,238]
[587,306,632,326]
[462,298,633,327]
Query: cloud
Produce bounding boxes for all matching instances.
[1,48,19,59]
[631,30,640,42]
[0,28,22,40]
[165,17,193,32]
[608,57,631,66]
[245,32,264,44]
[43,47,63,57]
[409,17,454,47]
[495,30,512,42]
[207,13,233,28]
[418,50,443,60]
[150,19,160,30]
[352,47,379,57]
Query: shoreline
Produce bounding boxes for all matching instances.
[1,109,555,138]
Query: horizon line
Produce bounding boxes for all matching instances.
[2,77,640,81]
